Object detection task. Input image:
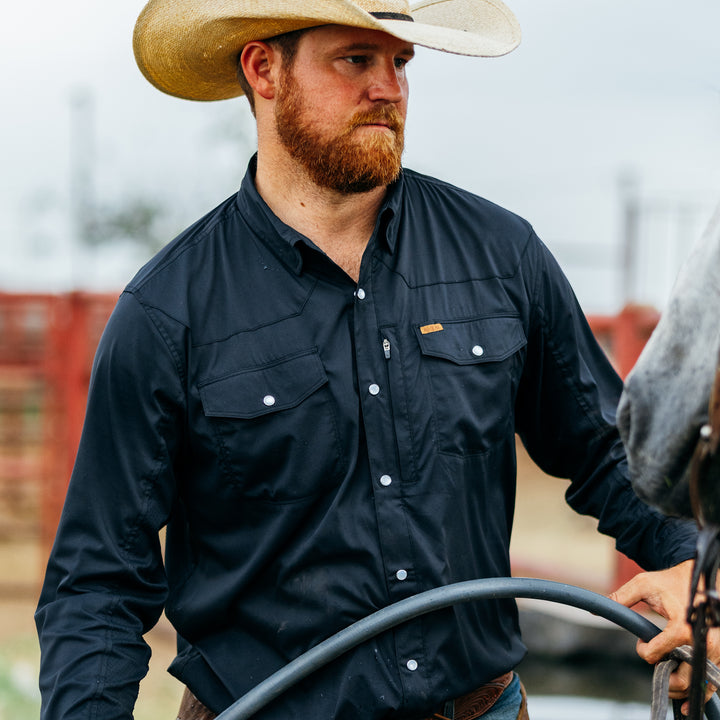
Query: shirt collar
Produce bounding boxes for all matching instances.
[378,174,403,255]
[235,155,403,275]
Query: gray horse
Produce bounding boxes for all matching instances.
[617,202,720,519]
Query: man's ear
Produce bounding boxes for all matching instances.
[240,41,280,102]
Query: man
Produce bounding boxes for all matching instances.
[35,1,715,719]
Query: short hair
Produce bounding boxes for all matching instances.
[236,28,307,115]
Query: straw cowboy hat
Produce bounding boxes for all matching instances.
[133,0,521,102]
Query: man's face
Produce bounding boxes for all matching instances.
[274,26,413,194]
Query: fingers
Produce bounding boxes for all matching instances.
[636,618,693,665]
[610,562,695,664]
[611,561,720,715]
[673,665,718,717]
[702,627,720,710]
[610,562,694,620]
[707,626,720,674]
[664,639,720,716]
[668,662,691,698]
[608,572,649,611]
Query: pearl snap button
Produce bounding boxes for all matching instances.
[263,395,276,407]
[406,659,418,671]
[380,475,392,487]
[472,345,484,357]
[356,288,366,300]
[396,569,408,581]
[368,383,380,395]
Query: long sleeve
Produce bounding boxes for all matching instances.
[515,236,697,571]
[35,292,186,719]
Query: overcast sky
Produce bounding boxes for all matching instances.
[2,0,719,312]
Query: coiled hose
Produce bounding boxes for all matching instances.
[214,577,720,720]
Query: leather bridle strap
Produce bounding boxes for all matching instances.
[690,349,720,525]
[686,348,720,720]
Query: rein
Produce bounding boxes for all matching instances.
[685,351,720,720]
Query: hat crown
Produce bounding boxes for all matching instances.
[133,0,521,102]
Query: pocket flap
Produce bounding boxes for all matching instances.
[199,350,328,419]
[415,316,527,365]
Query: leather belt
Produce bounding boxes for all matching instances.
[423,672,515,720]
[177,672,516,720]
[177,688,217,720]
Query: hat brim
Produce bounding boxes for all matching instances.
[133,0,521,102]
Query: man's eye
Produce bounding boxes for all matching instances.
[345,55,368,65]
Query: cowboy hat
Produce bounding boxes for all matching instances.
[133,0,521,102]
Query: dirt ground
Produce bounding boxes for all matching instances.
[0,440,617,717]
[510,439,616,591]
[0,537,183,718]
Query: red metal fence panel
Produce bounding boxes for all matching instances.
[0,292,117,566]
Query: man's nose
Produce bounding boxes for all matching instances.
[367,61,405,103]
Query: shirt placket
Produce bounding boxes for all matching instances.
[353,265,429,702]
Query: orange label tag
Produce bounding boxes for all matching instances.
[420,323,444,335]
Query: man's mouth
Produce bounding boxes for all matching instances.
[355,120,400,136]
[349,107,404,136]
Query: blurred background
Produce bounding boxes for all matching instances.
[1,0,719,717]
[2,0,720,307]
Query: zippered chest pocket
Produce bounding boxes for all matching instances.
[198,349,344,501]
[415,316,527,456]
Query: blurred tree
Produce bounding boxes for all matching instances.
[88,197,167,254]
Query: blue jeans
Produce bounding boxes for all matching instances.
[479,673,524,720]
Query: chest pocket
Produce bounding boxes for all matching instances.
[199,349,343,501]
[415,316,527,456]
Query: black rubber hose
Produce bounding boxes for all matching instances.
[214,577,720,720]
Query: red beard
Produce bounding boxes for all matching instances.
[275,70,405,194]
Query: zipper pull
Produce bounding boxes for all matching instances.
[382,338,391,360]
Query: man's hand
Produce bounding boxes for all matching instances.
[610,559,720,715]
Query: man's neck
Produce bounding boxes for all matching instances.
[254,147,387,282]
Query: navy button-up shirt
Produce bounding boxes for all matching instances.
[36,159,697,719]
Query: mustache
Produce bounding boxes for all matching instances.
[347,105,405,134]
